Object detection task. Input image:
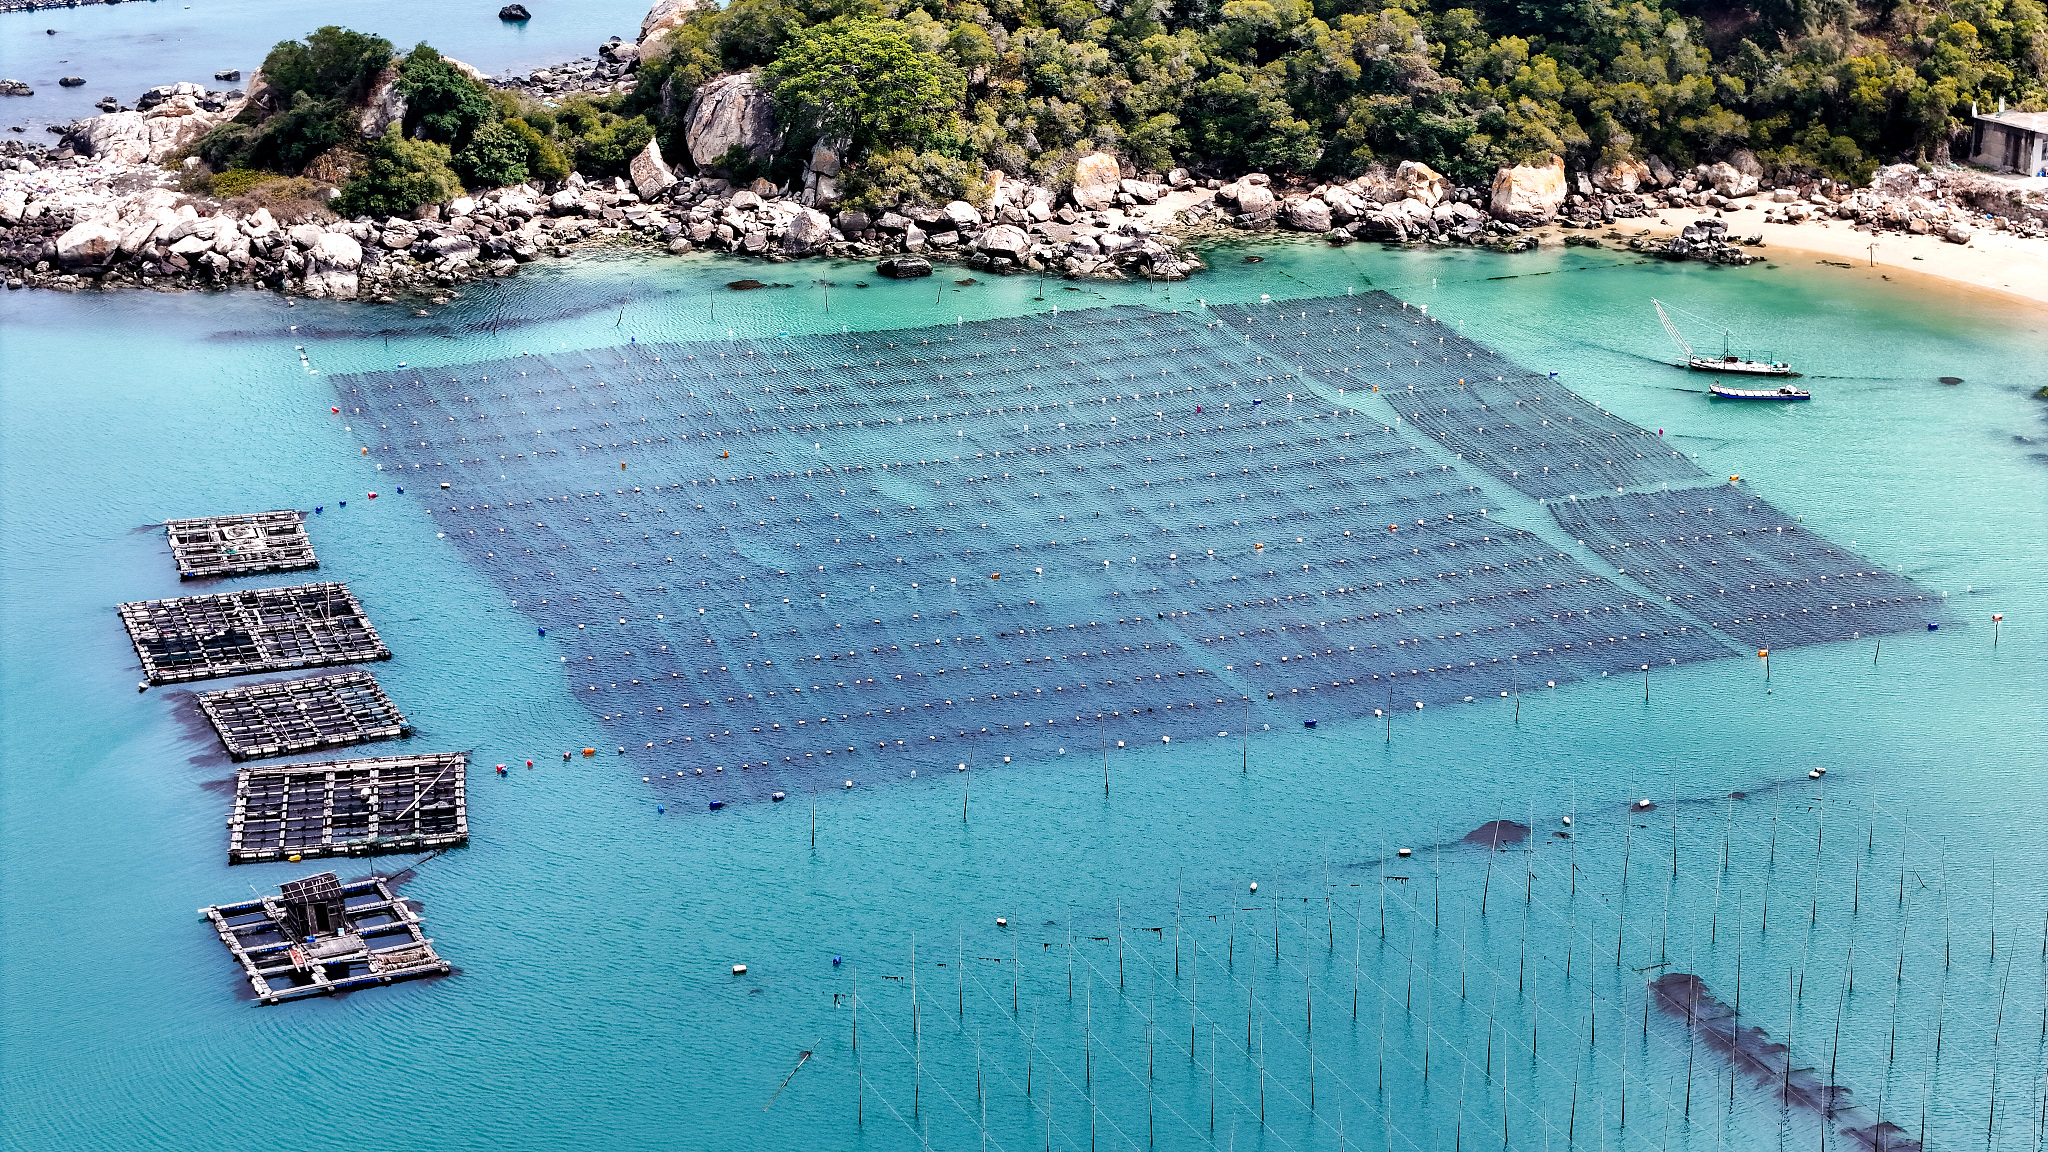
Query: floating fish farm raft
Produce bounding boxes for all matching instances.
[328,292,1941,802]
[199,871,448,1005]
[226,751,467,864]
[118,581,389,685]
[196,671,411,761]
[164,510,317,579]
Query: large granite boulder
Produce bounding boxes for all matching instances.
[683,72,779,171]
[878,255,932,278]
[977,223,1031,261]
[1069,151,1120,210]
[71,96,227,166]
[1704,161,1759,199]
[1394,161,1448,207]
[359,65,405,139]
[1282,197,1331,232]
[55,219,121,266]
[1489,156,1566,223]
[303,232,363,298]
[1592,157,1651,193]
[1228,183,1277,221]
[629,136,678,200]
[640,0,714,47]
[779,206,832,253]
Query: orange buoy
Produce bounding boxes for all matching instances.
[1757,648,1769,658]
[1254,542,1263,550]
[582,747,596,757]
[361,447,369,455]
[990,572,1000,580]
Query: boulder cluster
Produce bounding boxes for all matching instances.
[1186,161,1537,252]
[10,44,2048,298]
[486,39,641,99]
[643,146,1199,279]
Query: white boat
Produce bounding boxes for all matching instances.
[1655,299,1800,377]
[1709,380,1810,401]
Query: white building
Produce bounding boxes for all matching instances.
[1968,102,2048,174]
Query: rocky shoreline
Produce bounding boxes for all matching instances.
[5,58,2045,299]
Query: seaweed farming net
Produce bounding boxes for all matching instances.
[331,301,1762,800]
[1208,292,1709,500]
[1547,489,1943,649]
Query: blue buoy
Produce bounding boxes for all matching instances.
[537,627,546,636]
[314,506,323,514]
[1927,623,1939,631]
[832,956,842,966]
[395,486,403,493]
[1304,719,1317,729]
[338,501,347,508]
[656,805,665,813]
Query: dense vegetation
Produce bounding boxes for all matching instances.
[187,0,2048,217]
[638,0,2048,203]
[192,27,649,216]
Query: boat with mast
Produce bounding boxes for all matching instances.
[1654,298,1800,377]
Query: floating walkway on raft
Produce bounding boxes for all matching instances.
[196,671,411,761]
[165,510,317,579]
[227,751,467,864]
[118,581,389,685]
[199,871,449,1005]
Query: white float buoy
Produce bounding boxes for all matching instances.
[1249,882,1258,893]
[1397,847,1412,858]
[733,964,747,975]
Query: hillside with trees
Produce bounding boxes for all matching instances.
[175,0,2046,217]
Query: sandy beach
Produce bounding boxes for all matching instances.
[1625,201,2048,312]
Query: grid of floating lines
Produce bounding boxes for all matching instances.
[1547,489,1943,648]
[333,301,1735,800]
[1210,293,1942,647]
[1207,291,1709,501]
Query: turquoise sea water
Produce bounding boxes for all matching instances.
[2,241,2045,1152]
[0,0,652,132]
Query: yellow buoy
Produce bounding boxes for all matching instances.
[287,854,301,863]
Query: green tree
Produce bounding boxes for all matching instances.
[508,119,572,182]
[260,26,393,104]
[399,43,497,151]
[244,90,352,174]
[456,120,531,187]
[336,124,464,218]
[766,19,965,156]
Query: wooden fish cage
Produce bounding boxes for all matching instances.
[227,751,467,864]
[118,582,389,685]
[199,871,449,1004]
[196,672,411,761]
[165,511,316,579]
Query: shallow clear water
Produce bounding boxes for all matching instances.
[2,240,2044,1152]
[0,0,650,132]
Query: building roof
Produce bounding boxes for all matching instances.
[1975,110,2048,134]
[278,872,344,903]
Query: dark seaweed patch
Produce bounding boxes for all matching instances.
[1463,819,1530,848]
